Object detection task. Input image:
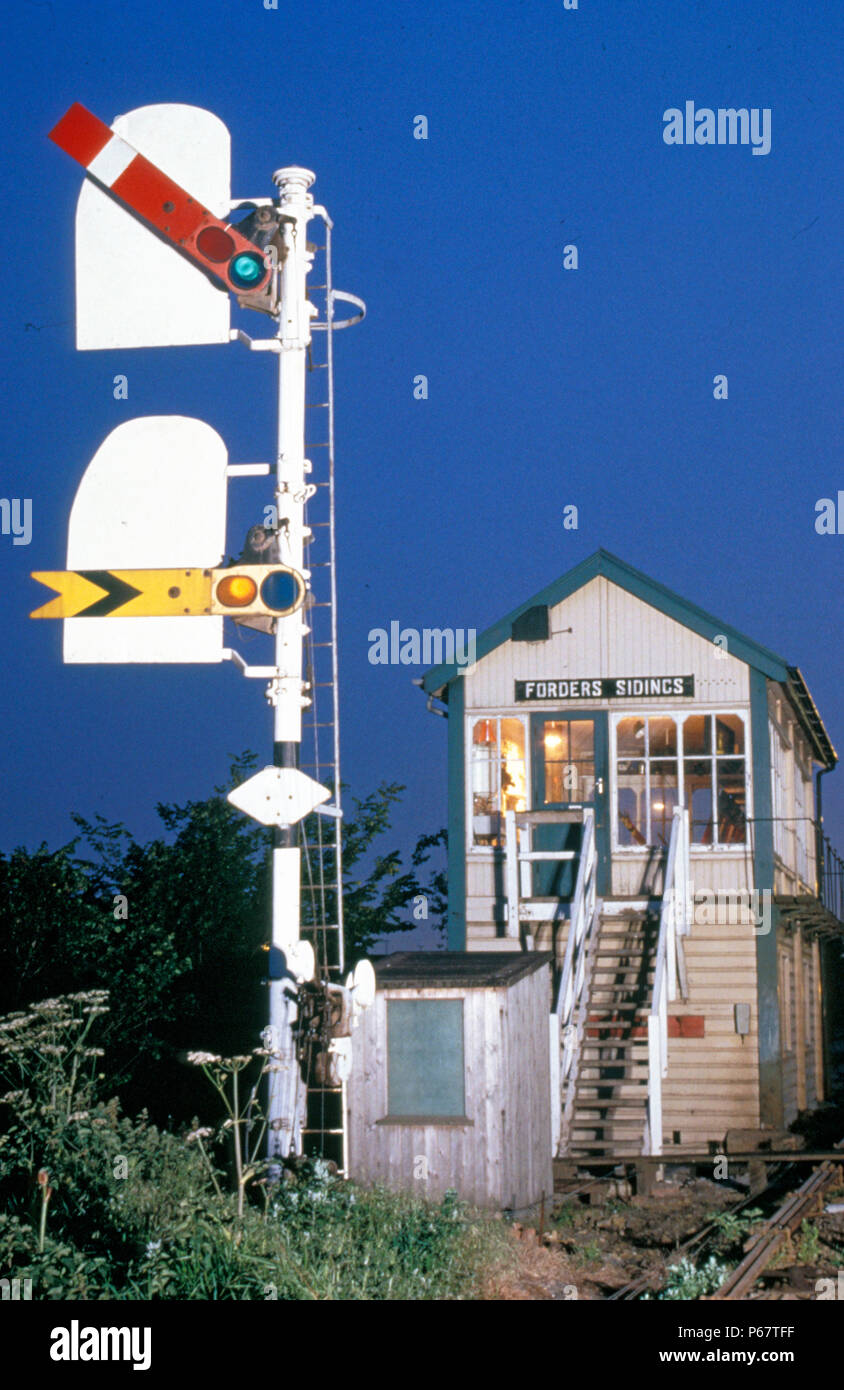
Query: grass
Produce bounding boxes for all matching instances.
[0,992,514,1300]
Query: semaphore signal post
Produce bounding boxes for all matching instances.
[36,102,370,1170]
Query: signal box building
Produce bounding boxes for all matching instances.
[417,550,844,1163]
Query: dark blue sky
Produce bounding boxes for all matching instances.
[1,0,842,874]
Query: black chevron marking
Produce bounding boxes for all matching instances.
[76,570,143,618]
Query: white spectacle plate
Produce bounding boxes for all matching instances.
[228,766,331,827]
[75,103,232,349]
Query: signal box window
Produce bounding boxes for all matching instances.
[615,712,747,848]
[616,716,679,847]
[470,717,526,846]
[684,713,746,844]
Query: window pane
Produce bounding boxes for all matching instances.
[573,762,596,803]
[718,759,746,843]
[650,760,679,846]
[387,1000,464,1117]
[685,759,713,843]
[542,720,569,760]
[569,720,594,759]
[683,714,711,756]
[545,720,595,804]
[617,772,647,845]
[617,717,646,757]
[649,717,677,757]
[548,758,596,804]
[471,719,499,844]
[715,714,744,756]
[500,719,526,815]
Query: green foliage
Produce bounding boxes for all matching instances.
[553,1201,577,1229]
[301,781,447,959]
[705,1206,763,1252]
[654,1255,732,1300]
[0,996,506,1301]
[796,1219,820,1264]
[0,763,446,1115]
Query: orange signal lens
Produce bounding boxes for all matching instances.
[216,574,258,608]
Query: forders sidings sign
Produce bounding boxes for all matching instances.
[515,675,695,701]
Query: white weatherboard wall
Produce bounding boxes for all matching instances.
[663,911,760,1150]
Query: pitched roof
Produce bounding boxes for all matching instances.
[420,549,836,767]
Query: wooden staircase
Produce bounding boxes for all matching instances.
[570,910,659,1157]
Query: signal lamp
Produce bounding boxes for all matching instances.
[216,574,258,608]
[260,570,300,613]
[229,251,266,290]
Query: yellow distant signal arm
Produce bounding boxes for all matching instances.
[30,565,305,620]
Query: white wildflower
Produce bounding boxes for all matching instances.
[186,1126,213,1143]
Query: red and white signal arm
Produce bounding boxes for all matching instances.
[51,104,262,350]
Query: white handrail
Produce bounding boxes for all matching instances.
[503,806,600,1154]
[646,806,690,1156]
[554,808,599,1153]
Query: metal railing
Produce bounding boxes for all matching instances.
[645,806,691,1157]
[502,806,600,1154]
[817,829,844,925]
[553,809,599,1155]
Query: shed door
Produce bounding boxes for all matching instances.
[530,712,610,897]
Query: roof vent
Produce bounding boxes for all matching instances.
[511,604,549,642]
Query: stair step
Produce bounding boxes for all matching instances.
[577,1069,649,1080]
[576,1081,649,1094]
[574,1100,648,1112]
[570,1143,644,1154]
[571,1135,645,1146]
[588,1007,649,1016]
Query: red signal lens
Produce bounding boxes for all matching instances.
[196,226,236,263]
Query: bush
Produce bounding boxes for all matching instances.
[0,993,509,1300]
[655,1255,732,1300]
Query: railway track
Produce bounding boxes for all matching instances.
[605,1148,844,1301]
[708,1159,843,1301]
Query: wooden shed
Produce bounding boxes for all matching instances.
[347,952,553,1210]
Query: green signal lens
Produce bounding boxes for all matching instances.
[229,252,266,289]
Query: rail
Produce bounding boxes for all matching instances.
[553,809,599,1155]
[646,805,690,1157]
[502,806,600,1154]
[817,828,844,924]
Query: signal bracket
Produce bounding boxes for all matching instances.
[230,329,282,353]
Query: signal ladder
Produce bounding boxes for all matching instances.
[295,217,362,1170]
